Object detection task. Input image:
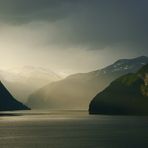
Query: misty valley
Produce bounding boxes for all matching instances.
[1,56,148,114]
[0,56,148,148]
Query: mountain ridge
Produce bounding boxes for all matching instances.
[27,56,148,109]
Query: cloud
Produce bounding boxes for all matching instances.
[0,0,147,74]
[0,0,79,23]
[0,0,148,49]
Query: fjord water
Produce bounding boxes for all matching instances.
[0,110,148,148]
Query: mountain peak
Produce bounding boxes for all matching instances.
[114,56,148,64]
[99,56,148,75]
[137,55,148,59]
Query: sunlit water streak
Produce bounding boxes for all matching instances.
[0,110,148,148]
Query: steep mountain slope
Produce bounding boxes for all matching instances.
[0,66,61,103]
[27,56,148,109]
[0,81,30,111]
[89,64,148,115]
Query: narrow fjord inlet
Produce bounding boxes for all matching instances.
[0,1,148,148]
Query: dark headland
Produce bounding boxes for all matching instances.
[89,64,148,115]
[0,81,30,111]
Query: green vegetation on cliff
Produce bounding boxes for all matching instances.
[89,64,148,115]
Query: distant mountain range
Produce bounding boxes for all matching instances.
[0,66,61,103]
[89,64,148,115]
[0,81,29,111]
[27,56,148,109]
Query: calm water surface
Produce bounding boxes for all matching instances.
[0,110,148,148]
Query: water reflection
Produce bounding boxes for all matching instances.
[0,110,148,148]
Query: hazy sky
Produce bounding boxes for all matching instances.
[0,0,148,75]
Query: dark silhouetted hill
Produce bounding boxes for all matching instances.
[89,64,148,115]
[0,81,30,111]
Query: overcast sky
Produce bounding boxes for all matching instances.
[0,0,147,75]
